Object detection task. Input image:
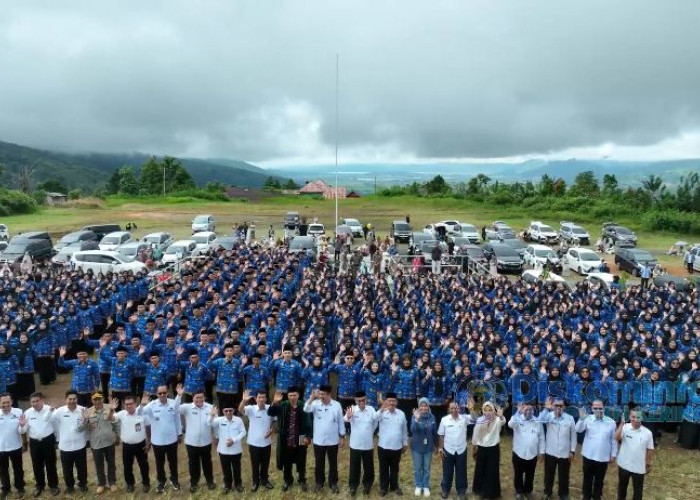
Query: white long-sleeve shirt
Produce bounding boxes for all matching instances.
[52,405,87,452]
[304,399,345,446]
[143,398,181,446]
[210,416,246,455]
[20,405,55,440]
[575,415,618,462]
[176,398,214,447]
[539,409,577,459]
[373,408,408,450]
[344,405,377,451]
[508,412,545,460]
[0,408,23,452]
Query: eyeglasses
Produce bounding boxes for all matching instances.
[157,392,167,395]
[592,407,603,411]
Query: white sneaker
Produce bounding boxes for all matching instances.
[415,487,422,496]
[423,488,431,497]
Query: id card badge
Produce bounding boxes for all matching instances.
[423,438,428,445]
[135,423,141,432]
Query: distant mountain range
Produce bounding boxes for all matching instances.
[272,159,700,193]
[0,140,283,191]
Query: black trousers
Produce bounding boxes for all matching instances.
[348,448,374,490]
[582,457,608,500]
[313,444,339,487]
[122,441,150,487]
[91,445,116,487]
[16,372,35,400]
[131,376,145,400]
[282,445,307,485]
[617,466,645,500]
[249,445,271,485]
[36,356,55,385]
[0,447,25,493]
[187,444,214,486]
[205,381,215,403]
[60,447,88,489]
[543,454,570,498]
[219,453,242,489]
[152,442,179,485]
[512,452,537,494]
[100,373,111,402]
[30,435,59,490]
[378,447,402,492]
[216,392,236,415]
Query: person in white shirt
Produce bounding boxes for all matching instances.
[0,394,25,498]
[52,390,88,494]
[210,404,246,493]
[438,400,475,500]
[373,392,408,496]
[19,391,60,497]
[239,389,275,491]
[112,394,150,493]
[141,385,182,494]
[344,390,377,497]
[471,401,506,500]
[615,409,654,500]
[304,384,345,493]
[508,403,545,500]
[538,397,577,500]
[575,400,617,500]
[175,386,216,493]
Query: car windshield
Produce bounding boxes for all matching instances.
[309,225,324,231]
[192,235,210,244]
[59,234,80,244]
[460,224,476,232]
[344,219,360,225]
[101,236,120,244]
[394,223,410,231]
[633,251,654,261]
[580,252,600,261]
[452,237,470,245]
[572,227,587,234]
[290,239,313,250]
[535,249,555,258]
[165,245,186,254]
[3,244,26,254]
[539,225,554,232]
[616,227,633,235]
[505,240,526,249]
[467,248,485,258]
[495,246,518,257]
[119,246,139,256]
[145,236,163,244]
[0,225,6,230]
[193,216,210,223]
[420,241,439,251]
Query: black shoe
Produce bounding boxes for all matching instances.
[64,488,74,495]
[235,486,244,493]
[251,484,259,492]
[78,486,87,493]
[126,485,134,493]
[441,492,449,499]
[331,484,340,494]
[17,490,25,499]
[142,485,150,493]
[282,483,291,492]
[363,486,372,495]
[189,486,197,493]
[49,488,60,497]
[262,481,274,490]
[207,483,216,491]
[300,483,308,492]
[31,490,42,499]
[170,482,181,492]
[155,483,165,494]
[379,491,388,497]
[1,491,8,500]
[395,488,403,496]
[223,487,231,494]
[314,485,324,493]
[350,488,357,497]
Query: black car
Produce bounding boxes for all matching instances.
[501,238,528,258]
[81,224,122,240]
[602,223,637,247]
[54,230,98,253]
[614,247,657,275]
[284,212,300,229]
[0,237,53,264]
[483,242,523,274]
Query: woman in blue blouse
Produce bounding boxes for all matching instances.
[410,398,438,497]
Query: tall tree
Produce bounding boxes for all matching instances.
[118,167,140,196]
[641,174,666,202]
[425,175,449,194]
[570,171,599,196]
[602,174,620,196]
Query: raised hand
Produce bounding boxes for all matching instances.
[210,405,218,418]
[110,399,119,412]
[176,384,184,396]
[273,391,283,404]
[412,408,420,421]
[141,394,150,406]
[59,347,67,357]
[345,406,353,419]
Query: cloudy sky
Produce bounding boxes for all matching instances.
[1,0,700,165]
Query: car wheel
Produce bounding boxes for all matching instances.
[578,266,583,275]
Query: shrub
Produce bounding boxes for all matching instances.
[0,190,38,214]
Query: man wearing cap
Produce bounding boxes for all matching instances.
[0,393,25,499]
[207,344,241,414]
[374,393,408,496]
[242,353,271,396]
[344,390,377,496]
[142,351,168,398]
[268,387,311,492]
[271,345,302,393]
[51,390,88,494]
[304,385,346,493]
[19,392,60,497]
[112,394,150,493]
[153,331,180,396]
[176,350,210,404]
[210,401,247,493]
[239,389,275,491]
[85,392,118,494]
[58,347,100,409]
[108,346,137,411]
[141,384,182,494]
[575,400,617,500]
[539,398,577,500]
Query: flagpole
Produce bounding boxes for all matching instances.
[335,52,339,228]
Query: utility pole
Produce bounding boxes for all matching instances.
[334,53,339,227]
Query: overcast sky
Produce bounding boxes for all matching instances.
[1,0,700,165]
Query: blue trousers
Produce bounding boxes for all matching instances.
[412,450,432,489]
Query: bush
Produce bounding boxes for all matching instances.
[68,189,82,200]
[640,210,700,234]
[0,190,38,214]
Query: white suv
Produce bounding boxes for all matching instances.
[72,250,146,275]
[527,221,560,244]
[191,231,217,255]
[564,248,603,275]
[191,214,215,234]
[523,244,559,268]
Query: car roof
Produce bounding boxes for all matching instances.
[104,231,130,237]
[192,231,216,236]
[144,232,169,237]
[527,244,553,250]
[172,239,195,245]
[75,250,121,256]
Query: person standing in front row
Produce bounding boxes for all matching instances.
[539,398,577,500]
[616,409,654,500]
[438,400,475,500]
[0,393,25,498]
[471,401,505,500]
[508,403,545,500]
[575,400,617,500]
[374,392,408,497]
[141,385,182,494]
[176,386,217,493]
[268,387,311,492]
[210,404,246,493]
[19,392,60,497]
[84,392,118,494]
[304,384,346,494]
[52,390,88,494]
[239,389,275,492]
[344,391,377,497]
[410,398,438,497]
[112,395,150,493]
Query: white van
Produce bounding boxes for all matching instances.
[191,231,217,255]
[161,240,197,265]
[72,250,146,275]
[191,215,215,234]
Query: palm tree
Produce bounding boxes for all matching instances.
[641,175,665,201]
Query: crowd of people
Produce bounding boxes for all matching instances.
[0,232,699,499]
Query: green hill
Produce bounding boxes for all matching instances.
[0,140,280,191]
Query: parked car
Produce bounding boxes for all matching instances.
[521,269,573,292]
[0,224,8,241]
[72,250,147,275]
[409,232,433,252]
[81,224,121,240]
[602,222,637,247]
[484,221,517,241]
[419,240,448,263]
[284,211,301,229]
[523,244,559,268]
[483,242,523,274]
[52,241,100,266]
[501,238,528,258]
[559,221,590,245]
[340,218,363,238]
[335,225,354,242]
[190,231,218,256]
[191,214,215,234]
[99,231,133,251]
[288,235,316,256]
[457,223,480,244]
[0,236,53,265]
[653,275,691,292]
[143,232,174,252]
[564,248,603,275]
[54,230,98,253]
[614,247,657,275]
[213,236,241,251]
[308,223,326,238]
[585,272,615,292]
[454,244,488,266]
[525,221,560,244]
[390,220,412,243]
[437,220,462,234]
[161,240,197,265]
[116,242,152,263]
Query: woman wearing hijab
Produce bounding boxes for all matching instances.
[410,398,438,497]
[471,401,505,500]
[0,344,19,404]
[15,332,35,400]
[422,359,451,423]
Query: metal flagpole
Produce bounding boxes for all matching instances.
[335,53,339,227]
